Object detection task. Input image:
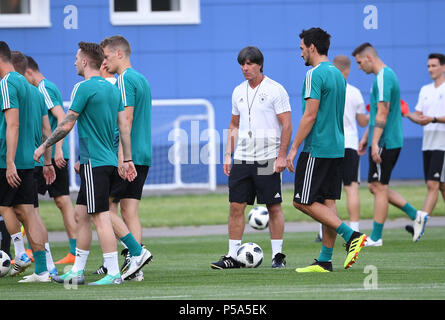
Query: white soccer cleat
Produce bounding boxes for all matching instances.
[10,253,32,277]
[121,248,152,280]
[18,272,51,283]
[413,211,428,242]
[364,238,383,247]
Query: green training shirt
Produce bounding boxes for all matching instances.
[30,85,48,167]
[117,68,152,166]
[368,66,403,149]
[69,76,124,168]
[301,61,346,158]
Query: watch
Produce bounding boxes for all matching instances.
[432,117,438,123]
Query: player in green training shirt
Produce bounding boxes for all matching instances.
[34,42,151,285]
[0,42,54,283]
[286,28,367,272]
[100,35,153,280]
[352,42,428,246]
[24,55,77,265]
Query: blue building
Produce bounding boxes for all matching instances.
[1,0,444,186]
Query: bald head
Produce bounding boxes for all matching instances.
[333,55,351,79]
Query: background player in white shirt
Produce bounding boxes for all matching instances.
[211,46,292,269]
[405,53,445,222]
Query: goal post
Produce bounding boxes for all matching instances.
[65,99,217,192]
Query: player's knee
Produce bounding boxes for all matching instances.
[426,180,440,192]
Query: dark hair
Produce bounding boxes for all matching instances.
[100,35,131,57]
[11,51,28,75]
[237,46,264,72]
[351,42,376,57]
[25,55,40,71]
[78,41,104,70]
[299,28,331,56]
[428,53,445,65]
[0,41,12,63]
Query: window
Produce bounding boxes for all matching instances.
[110,0,200,25]
[0,0,50,28]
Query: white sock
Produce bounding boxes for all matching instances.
[349,221,360,232]
[319,223,323,238]
[45,243,56,271]
[103,251,119,276]
[228,239,241,259]
[11,232,26,259]
[271,239,283,259]
[71,248,89,273]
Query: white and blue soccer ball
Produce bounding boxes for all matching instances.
[236,242,263,268]
[0,250,11,277]
[248,206,269,230]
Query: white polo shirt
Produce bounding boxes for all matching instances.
[415,82,445,151]
[231,76,291,161]
[343,83,366,150]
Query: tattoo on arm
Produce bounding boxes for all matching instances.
[43,113,77,148]
[375,120,386,129]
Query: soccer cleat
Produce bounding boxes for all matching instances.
[121,248,152,280]
[120,248,131,274]
[365,238,383,247]
[271,253,286,268]
[10,253,32,277]
[210,255,241,269]
[344,232,367,269]
[48,267,58,276]
[405,224,414,236]
[93,264,108,275]
[413,211,428,242]
[296,259,332,273]
[88,273,123,285]
[125,270,144,282]
[54,252,76,264]
[25,249,34,262]
[18,272,51,283]
[52,269,85,285]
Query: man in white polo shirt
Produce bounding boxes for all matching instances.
[211,46,292,269]
[406,53,445,223]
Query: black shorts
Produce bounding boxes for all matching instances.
[111,165,149,203]
[34,159,70,198]
[423,150,445,182]
[293,152,343,205]
[0,169,35,207]
[76,164,121,214]
[342,148,360,186]
[368,147,401,185]
[229,159,282,205]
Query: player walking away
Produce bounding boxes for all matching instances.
[211,46,292,269]
[11,51,59,279]
[405,53,445,234]
[286,28,367,273]
[352,42,428,246]
[100,36,153,279]
[0,42,55,282]
[24,55,77,265]
[34,42,150,285]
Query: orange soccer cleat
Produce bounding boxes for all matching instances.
[54,252,76,264]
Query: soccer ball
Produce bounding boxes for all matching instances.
[236,242,263,268]
[0,250,11,277]
[248,206,269,230]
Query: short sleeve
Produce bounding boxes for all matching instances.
[231,88,240,116]
[273,85,291,114]
[69,82,89,114]
[39,94,48,116]
[377,70,393,102]
[117,73,136,107]
[304,68,322,100]
[414,87,425,112]
[0,77,19,111]
[355,89,366,114]
[39,83,61,110]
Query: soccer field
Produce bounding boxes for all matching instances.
[1,227,444,301]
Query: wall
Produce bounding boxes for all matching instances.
[2,0,444,185]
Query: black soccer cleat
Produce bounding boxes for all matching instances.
[120,248,131,274]
[92,264,107,275]
[405,224,414,237]
[272,253,286,268]
[210,255,241,269]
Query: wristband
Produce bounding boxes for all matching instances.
[432,117,438,123]
[123,159,133,163]
[44,164,53,167]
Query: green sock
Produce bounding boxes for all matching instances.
[120,233,142,257]
[336,222,355,243]
[318,245,333,262]
[33,250,47,275]
[69,238,76,256]
[401,203,417,220]
[370,221,384,241]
